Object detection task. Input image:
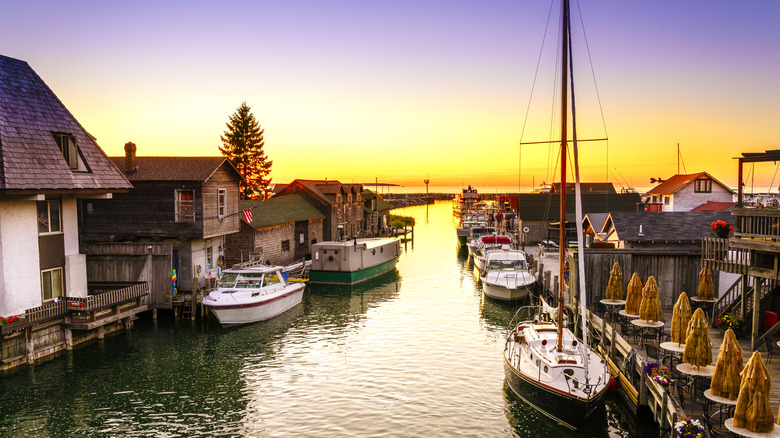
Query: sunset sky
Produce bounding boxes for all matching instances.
[2,1,779,192]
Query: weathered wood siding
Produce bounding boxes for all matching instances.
[82,243,173,309]
[578,249,705,307]
[80,182,204,241]
[202,165,241,239]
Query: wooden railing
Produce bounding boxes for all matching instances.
[712,277,744,321]
[733,207,780,239]
[68,282,148,312]
[701,237,750,275]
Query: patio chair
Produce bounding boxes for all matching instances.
[644,343,660,362]
[765,337,775,364]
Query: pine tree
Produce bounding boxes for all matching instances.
[219,102,273,199]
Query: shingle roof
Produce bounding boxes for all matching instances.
[604,211,732,242]
[273,179,364,206]
[361,190,392,212]
[0,54,131,191]
[109,156,239,182]
[646,172,734,195]
[240,194,324,228]
[690,201,736,212]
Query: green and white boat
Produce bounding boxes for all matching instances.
[309,237,402,285]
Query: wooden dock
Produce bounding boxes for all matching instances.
[530,246,780,435]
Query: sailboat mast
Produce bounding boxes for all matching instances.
[557,0,569,352]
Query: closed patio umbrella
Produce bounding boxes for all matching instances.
[605,261,623,301]
[683,308,712,368]
[696,267,714,301]
[625,272,642,316]
[639,276,662,322]
[670,292,692,345]
[710,328,743,400]
[733,351,774,433]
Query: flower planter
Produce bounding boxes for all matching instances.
[0,319,31,335]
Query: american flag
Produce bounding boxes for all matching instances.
[242,208,253,224]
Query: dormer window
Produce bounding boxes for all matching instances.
[52,133,79,170]
[694,178,712,193]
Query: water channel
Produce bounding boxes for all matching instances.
[0,201,658,437]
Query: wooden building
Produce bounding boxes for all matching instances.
[0,54,147,370]
[224,195,324,267]
[361,189,392,236]
[80,144,243,300]
[273,180,365,241]
[645,172,734,212]
[704,149,780,350]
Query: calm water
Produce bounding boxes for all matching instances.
[0,202,657,437]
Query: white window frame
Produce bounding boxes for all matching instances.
[41,267,63,302]
[175,189,196,222]
[37,200,62,235]
[217,189,227,218]
[206,246,213,269]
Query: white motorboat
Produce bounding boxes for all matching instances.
[202,264,305,326]
[472,235,513,271]
[480,249,535,301]
[466,226,496,257]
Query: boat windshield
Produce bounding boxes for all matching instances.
[488,260,527,271]
[235,273,264,288]
[218,273,239,287]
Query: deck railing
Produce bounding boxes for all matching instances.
[733,207,780,239]
[701,237,750,274]
[68,282,148,312]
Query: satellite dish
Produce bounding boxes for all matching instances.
[522,226,530,233]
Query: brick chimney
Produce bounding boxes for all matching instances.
[124,142,137,172]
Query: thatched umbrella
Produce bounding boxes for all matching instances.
[605,262,623,301]
[696,267,714,300]
[683,308,712,367]
[710,328,743,400]
[639,276,662,322]
[625,273,643,316]
[733,351,774,433]
[670,292,692,344]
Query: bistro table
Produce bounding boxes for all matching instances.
[724,418,780,438]
[600,299,625,325]
[704,389,738,424]
[618,309,640,319]
[660,341,685,357]
[691,297,718,320]
[631,319,665,346]
[677,363,715,402]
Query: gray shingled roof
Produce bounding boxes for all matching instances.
[0,55,131,191]
[109,156,240,182]
[240,194,324,228]
[604,211,733,242]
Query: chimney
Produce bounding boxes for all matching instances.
[124,142,137,172]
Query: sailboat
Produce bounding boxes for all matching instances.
[502,0,610,429]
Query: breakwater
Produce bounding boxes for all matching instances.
[383,193,453,209]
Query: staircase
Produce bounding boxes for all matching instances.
[713,276,779,349]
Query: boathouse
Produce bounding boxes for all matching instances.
[361,189,392,237]
[79,146,243,302]
[645,172,734,212]
[273,179,365,241]
[0,54,146,370]
[224,195,324,267]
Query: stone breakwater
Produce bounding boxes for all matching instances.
[383,193,454,209]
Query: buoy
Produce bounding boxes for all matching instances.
[608,377,619,392]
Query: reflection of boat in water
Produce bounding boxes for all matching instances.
[480,249,535,301]
[202,264,305,326]
[306,269,402,320]
[309,237,402,285]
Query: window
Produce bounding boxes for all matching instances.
[53,133,78,169]
[206,246,213,269]
[41,268,63,301]
[663,195,670,205]
[694,178,712,193]
[281,240,290,252]
[299,234,305,244]
[176,190,195,222]
[217,189,227,218]
[37,200,62,234]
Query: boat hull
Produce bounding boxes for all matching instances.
[482,281,531,301]
[503,354,606,430]
[309,257,398,285]
[205,284,304,326]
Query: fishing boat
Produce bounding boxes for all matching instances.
[503,0,610,429]
[202,263,305,326]
[466,225,496,257]
[452,185,479,218]
[480,249,535,301]
[309,237,401,285]
[456,211,489,246]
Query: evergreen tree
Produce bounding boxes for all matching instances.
[219,102,273,199]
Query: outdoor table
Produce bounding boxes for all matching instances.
[676,363,715,377]
[660,341,685,358]
[724,418,780,438]
[691,297,717,320]
[600,299,625,324]
[631,319,664,346]
[618,309,640,319]
[704,389,738,423]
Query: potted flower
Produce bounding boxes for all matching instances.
[0,314,26,334]
[713,314,743,336]
[711,220,734,238]
[644,362,671,387]
[674,417,705,438]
